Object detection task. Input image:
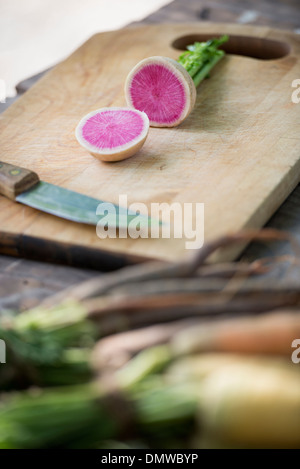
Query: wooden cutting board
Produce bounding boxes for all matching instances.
[1,23,300,267]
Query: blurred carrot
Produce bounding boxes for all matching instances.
[171,310,300,356]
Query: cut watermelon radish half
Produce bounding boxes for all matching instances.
[125,56,196,128]
[75,107,149,162]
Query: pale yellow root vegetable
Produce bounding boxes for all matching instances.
[166,354,300,448]
[197,363,300,448]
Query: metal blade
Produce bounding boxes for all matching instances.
[16,181,153,229]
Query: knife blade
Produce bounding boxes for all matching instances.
[0,161,153,228]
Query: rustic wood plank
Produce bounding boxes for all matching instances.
[136,0,300,31]
[0,256,98,312]
[243,184,300,262]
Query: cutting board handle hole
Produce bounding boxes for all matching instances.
[172,34,290,60]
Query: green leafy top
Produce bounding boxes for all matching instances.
[178,35,229,87]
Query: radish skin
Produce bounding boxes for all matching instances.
[125,37,227,128]
[75,107,149,162]
[125,57,196,128]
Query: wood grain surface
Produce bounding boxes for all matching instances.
[0,22,300,266]
[1,0,300,312]
[138,0,300,32]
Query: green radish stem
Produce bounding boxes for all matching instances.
[192,53,225,87]
[178,36,228,88]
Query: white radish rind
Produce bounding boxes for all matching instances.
[125,56,197,128]
[75,107,149,162]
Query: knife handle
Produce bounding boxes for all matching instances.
[0,161,40,201]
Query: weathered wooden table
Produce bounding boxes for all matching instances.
[1,0,300,312]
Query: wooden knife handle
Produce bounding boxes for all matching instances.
[0,161,40,201]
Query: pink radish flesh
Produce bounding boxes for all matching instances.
[82,109,144,149]
[75,107,149,162]
[125,57,196,127]
[129,64,186,125]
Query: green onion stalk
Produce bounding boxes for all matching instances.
[0,346,198,449]
[178,36,229,88]
[0,301,96,389]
